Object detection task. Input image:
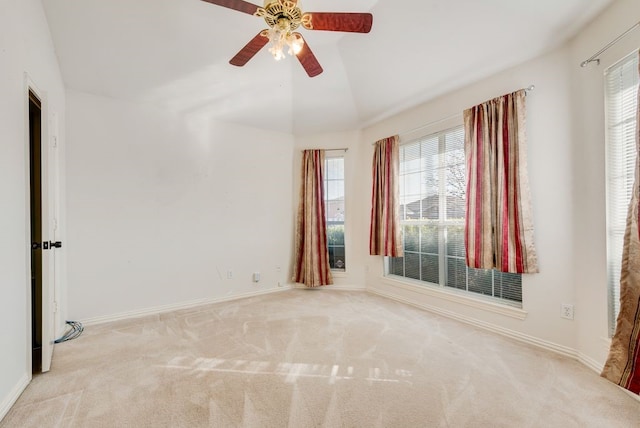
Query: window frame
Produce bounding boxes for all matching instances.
[604,51,639,336]
[324,154,346,272]
[385,125,523,307]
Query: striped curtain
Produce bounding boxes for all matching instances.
[464,90,538,274]
[602,53,640,394]
[369,135,403,257]
[293,150,333,287]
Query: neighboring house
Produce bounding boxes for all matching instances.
[401,195,465,220]
[326,196,345,222]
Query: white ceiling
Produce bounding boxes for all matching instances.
[42,0,614,135]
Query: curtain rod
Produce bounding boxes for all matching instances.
[580,21,640,67]
[392,85,535,141]
[303,148,348,152]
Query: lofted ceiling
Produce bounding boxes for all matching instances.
[41,0,614,135]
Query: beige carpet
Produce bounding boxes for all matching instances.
[2,290,638,427]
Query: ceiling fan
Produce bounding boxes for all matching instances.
[201,0,373,77]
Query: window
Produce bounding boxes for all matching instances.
[386,126,522,305]
[325,156,345,271]
[605,52,639,336]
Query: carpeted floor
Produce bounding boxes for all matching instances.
[2,290,638,427]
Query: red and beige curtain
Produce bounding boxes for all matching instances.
[602,52,640,394]
[370,135,403,257]
[293,150,333,287]
[464,90,538,274]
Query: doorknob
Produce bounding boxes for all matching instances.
[32,241,62,250]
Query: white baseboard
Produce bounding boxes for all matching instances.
[369,285,625,377]
[377,277,527,320]
[368,288,580,361]
[578,353,604,374]
[292,284,366,291]
[81,286,293,326]
[620,386,640,401]
[330,285,367,291]
[0,373,30,422]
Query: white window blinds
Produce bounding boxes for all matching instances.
[387,126,522,305]
[605,52,639,336]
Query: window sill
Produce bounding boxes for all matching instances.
[331,271,347,278]
[378,276,528,320]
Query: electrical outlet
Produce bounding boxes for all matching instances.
[561,303,574,320]
[227,270,233,279]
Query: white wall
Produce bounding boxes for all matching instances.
[569,0,640,366]
[0,0,66,419]
[360,45,579,351]
[357,0,640,368]
[65,90,294,321]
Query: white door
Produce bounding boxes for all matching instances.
[40,111,61,373]
[28,79,58,374]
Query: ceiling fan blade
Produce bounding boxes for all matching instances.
[229,31,269,66]
[200,0,260,16]
[302,12,373,33]
[294,34,323,78]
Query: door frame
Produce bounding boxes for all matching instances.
[24,73,56,374]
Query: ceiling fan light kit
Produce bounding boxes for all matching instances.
[256,1,304,61]
[201,0,373,77]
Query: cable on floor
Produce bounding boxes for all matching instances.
[54,320,84,343]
